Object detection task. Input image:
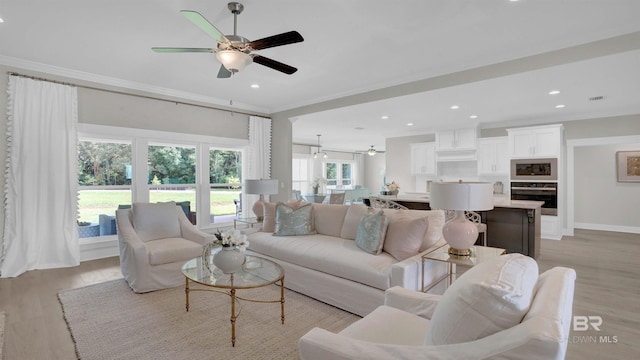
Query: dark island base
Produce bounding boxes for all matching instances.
[364,198,541,258]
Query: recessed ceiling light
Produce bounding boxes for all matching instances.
[250,84,260,89]
[470,115,478,119]
[450,105,460,110]
[406,123,414,126]
[0,18,4,23]
[548,90,560,95]
[381,115,389,120]
[555,104,565,109]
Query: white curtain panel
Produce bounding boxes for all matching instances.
[1,76,80,277]
[245,116,272,215]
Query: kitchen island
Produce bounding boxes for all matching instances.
[367,194,543,258]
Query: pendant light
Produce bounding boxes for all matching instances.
[367,145,377,156]
[313,134,328,159]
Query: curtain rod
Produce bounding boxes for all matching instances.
[7,71,267,118]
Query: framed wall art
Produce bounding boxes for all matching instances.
[616,151,640,182]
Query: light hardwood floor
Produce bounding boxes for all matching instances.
[1,229,639,359]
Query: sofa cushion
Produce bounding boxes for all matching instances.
[424,253,539,345]
[248,232,396,290]
[385,209,445,251]
[274,202,316,236]
[312,203,349,237]
[262,200,307,232]
[340,204,369,240]
[339,305,429,345]
[383,215,428,261]
[145,237,203,265]
[132,202,181,242]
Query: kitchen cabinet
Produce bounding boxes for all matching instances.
[477,137,508,175]
[436,128,477,151]
[410,142,436,175]
[507,124,563,158]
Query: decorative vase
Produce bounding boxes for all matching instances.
[213,247,245,274]
[312,186,319,195]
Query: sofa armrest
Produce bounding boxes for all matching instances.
[177,210,215,245]
[384,286,441,319]
[299,327,501,360]
[389,241,447,291]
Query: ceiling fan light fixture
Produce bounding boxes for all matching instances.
[367,146,377,156]
[216,50,252,73]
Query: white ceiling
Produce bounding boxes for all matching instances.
[1,1,639,152]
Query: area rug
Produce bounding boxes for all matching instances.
[58,279,360,359]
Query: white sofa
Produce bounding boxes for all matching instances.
[246,202,447,316]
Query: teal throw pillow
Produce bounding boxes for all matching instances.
[274,202,316,236]
[355,210,388,254]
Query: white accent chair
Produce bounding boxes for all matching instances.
[116,202,214,293]
[299,254,576,360]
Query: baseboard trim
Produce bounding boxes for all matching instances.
[574,222,640,235]
[79,236,119,262]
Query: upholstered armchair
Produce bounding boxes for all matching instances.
[116,202,214,293]
[299,254,576,360]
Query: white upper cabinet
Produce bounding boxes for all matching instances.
[435,128,477,151]
[477,137,509,175]
[507,124,563,158]
[410,142,436,175]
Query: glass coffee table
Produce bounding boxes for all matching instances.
[182,254,285,347]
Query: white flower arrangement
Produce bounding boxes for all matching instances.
[311,177,326,188]
[215,229,249,252]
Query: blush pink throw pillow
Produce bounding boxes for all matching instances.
[383,216,429,261]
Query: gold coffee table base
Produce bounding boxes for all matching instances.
[182,255,286,347]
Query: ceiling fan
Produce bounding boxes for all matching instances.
[152,2,304,78]
[357,145,384,156]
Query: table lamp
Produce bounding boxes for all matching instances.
[430,181,494,257]
[244,179,279,221]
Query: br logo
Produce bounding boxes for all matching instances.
[573,315,602,331]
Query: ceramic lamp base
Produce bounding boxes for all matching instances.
[252,194,266,221]
[442,210,478,257]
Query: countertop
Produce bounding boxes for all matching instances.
[377,194,543,210]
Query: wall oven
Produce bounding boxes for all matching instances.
[510,158,557,181]
[510,182,558,216]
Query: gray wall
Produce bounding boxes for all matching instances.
[363,152,386,194]
[574,141,640,228]
[385,133,435,195]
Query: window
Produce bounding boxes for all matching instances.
[77,140,132,237]
[78,124,249,238]
[324,160,355,190]
[210,148,242,222]
[292,156,311,192]
[148,144,197,214]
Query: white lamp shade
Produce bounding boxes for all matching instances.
[244,179,279,195]
[216,50,252,72]
[430,182,494,211]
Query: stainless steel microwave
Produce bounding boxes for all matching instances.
[510,158,557,181]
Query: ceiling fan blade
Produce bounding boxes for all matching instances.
[180,10,229,44]
[217,65,232,78]
[152,47,215,53]
[248,31,304,50]
[252,55,298,75]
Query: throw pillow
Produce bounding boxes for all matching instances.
[262,200,307,232]
[355,210,388,255]
[132,202,181,242]
[424,253,539,345]
[383,215,429,261]
[274,202,316,236]
[340,204,369,240]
